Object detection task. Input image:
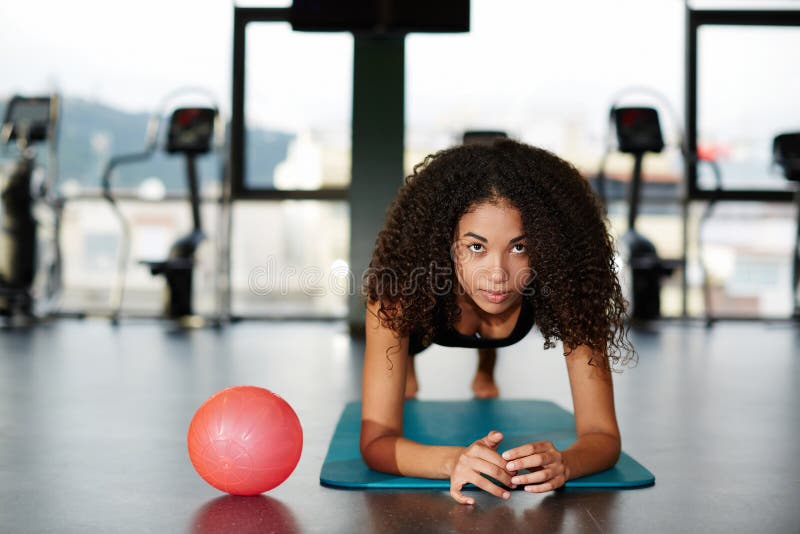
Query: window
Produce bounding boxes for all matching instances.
[244,23,352,190]
[697,26,800,192]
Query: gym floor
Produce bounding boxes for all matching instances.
[1,318,798,533]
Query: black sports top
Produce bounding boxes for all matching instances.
[407,296,536,355]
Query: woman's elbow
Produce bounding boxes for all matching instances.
[606,434,622,467]
[360,433,399,473]
[360,447,383,472]
[590,431,621,469]
[359,438,378,469]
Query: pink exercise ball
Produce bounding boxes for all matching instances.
[187,386,303,495]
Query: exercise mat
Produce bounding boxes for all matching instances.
[320,400,655,489]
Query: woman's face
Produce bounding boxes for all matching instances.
[451,199,533,314]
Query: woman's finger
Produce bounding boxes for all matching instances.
[468,443,516,474]
[480,430,504,449]
[523,473,567,493]
[501,441,553,462]
[467,456,516,488]
[501,442,535,461]
[505,451,553,471]
[450,482,476,505]
[511,468,552,486]
[465,468,512,499]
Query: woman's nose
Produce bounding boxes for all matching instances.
[488,259,509,284]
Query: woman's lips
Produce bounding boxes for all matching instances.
[481,290,510,303]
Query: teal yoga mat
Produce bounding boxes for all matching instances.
[320,400,654,489]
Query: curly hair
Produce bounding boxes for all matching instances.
[363,139,636,372]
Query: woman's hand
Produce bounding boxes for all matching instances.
[501,440,569,493]
[449,430,517,505]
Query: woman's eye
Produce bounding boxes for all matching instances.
[467,243,526,253]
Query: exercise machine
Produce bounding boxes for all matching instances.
[597,106,684,321]
[0,95,63,325]
[772,132,800,320]
[102,94,224,327]
[698,132,800,325]
[462,130,508,145]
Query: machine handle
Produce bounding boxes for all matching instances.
[100,115,161,200]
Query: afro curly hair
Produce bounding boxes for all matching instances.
[363,139,636,372]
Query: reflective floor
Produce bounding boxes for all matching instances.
[1,318,798,533]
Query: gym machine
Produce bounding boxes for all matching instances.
[0,95,63,326]
[102,95,225,327]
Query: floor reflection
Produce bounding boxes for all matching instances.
[363,488,620,533]
[190,495,299,534]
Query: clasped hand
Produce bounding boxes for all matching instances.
[449,430,568,505]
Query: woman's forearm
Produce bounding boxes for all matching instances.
[362,435,464,479]
[561,432,621,481]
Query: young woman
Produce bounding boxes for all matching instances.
[360,139,636,504]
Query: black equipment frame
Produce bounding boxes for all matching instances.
[685,7,800,202]
[684,6,800,323]
[231,7,348,201]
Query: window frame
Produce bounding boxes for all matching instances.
[685,7,800,202]
[231,7,350,201]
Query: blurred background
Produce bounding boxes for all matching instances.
[1,0,798,324]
